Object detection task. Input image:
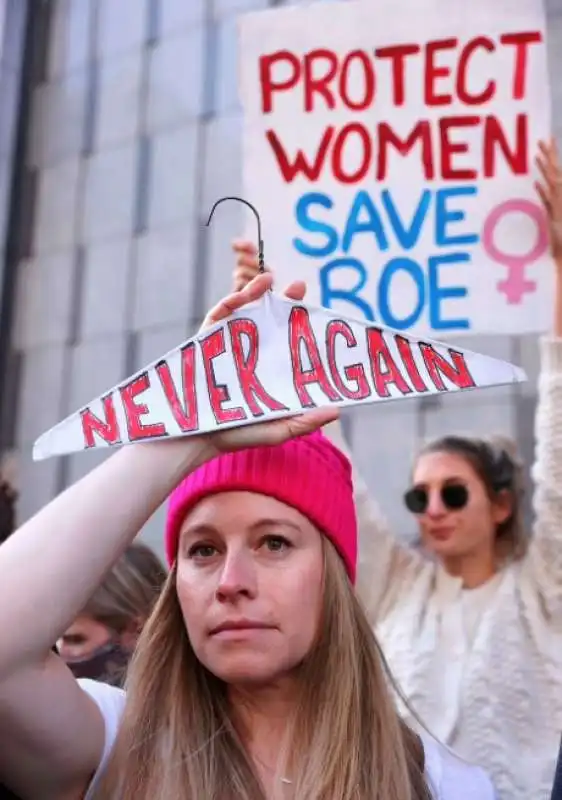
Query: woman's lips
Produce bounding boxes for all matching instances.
[428,527,455,541]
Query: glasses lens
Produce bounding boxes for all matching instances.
[404,487,428,514]
[441,484,468,510]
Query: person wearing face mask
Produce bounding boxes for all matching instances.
[0,479,16,548]
[57,542,167,686]
[0,464,163,797]
[231,138,562,800]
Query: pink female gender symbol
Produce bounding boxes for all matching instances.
[482,199,548,305]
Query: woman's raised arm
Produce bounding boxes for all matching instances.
[0,432,212,798]
[0,273,336,799]
[522,139,562,617]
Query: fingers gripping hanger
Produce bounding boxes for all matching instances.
[205,196,265,273]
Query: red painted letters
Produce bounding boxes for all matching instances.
[228,318,287,416]
[81,394,121,448]
[288,307,341,407]
[200,329,247,425]
[367,329,412,397]
[155,343,199,432]
[419,343,476,391]
[120,373,167,441]
[260,31,542,184]
[326,320,371,400]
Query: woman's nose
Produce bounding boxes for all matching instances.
[216,550,257,601]
[425,490,447,517]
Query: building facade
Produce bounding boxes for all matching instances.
[1,0,561,554]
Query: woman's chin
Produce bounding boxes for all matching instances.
[424,535,463,559]
[206,655,288,687]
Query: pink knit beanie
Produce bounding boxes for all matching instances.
[165,431,357,582]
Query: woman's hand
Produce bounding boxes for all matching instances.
[231,239,267,291]
[536,138,562,266]
[229,239,306,303]
[536,138,562,336]
[201,270,338,456]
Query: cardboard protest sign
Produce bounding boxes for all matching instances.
[32,293,526,461]
[239,0,552,336]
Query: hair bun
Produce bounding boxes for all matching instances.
[486,436,521,491]
[488,435,519,461]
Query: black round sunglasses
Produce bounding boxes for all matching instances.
[403,483,469,515]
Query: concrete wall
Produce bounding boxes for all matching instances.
[4,0,562,556]
[0,0,28,308]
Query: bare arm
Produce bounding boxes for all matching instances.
[0,656,114,799]
[0,437,211,798]
[0,272,336,799]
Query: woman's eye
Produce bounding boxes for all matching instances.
[188,544,217,559]
[263,535,291,552]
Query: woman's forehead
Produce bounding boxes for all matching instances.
[179,491,311,536]
[413,450,477,483]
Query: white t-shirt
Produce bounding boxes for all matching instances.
[79,678,496,799]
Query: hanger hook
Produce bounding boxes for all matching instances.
[206,196,265,272]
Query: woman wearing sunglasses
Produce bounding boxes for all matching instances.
[232,139,562,800]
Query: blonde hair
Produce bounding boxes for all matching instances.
[94,540,430,799]
[81,542,167,633]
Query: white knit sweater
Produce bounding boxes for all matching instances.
[326,336,562,800]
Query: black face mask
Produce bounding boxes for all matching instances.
[66,640,131,687]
